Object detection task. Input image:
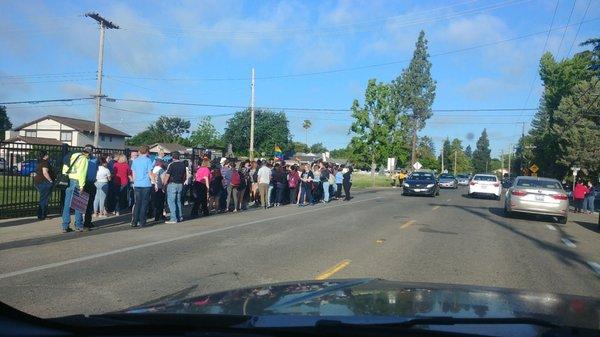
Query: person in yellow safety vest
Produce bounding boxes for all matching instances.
[60,145,92,233]
[398,170,407,185]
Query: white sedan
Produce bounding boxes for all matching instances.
[468,174,502,200]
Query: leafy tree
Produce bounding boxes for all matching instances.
[292,141,309,153]
[0,106,12,140]
[438,138,452,171]
[391,30,436,165]
[302,119,311,147]
[222,108,292,156]
[551,78,600,178]
[309,142,328,154]
[416,136,438,170]
[580,37,600,72]
[449,138,473,174]
[189,116,222,148]
[465,145,473,159]
[490,158,502,172]
[472,129,491,173]
[329,147,350,159]
[127,116,191,146]
[348,79,395,174]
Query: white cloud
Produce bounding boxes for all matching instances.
[444,14,507,47]
[459,76,518,101]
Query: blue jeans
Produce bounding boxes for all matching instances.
[268,185,274,206]
[299,184,312,205]
[94,182,108,213]
[322,181,330,202]
[132,187,152,226]
[583,195,595,212]
[166,183,183,222]
[115,184,128,213]
[62,179,83,230]
[35,181,53,219]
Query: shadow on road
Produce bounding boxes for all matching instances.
[429,203,595,273]
[572,220,599,233]
[487,207,563,225]
[123,285,199,310]
[0,215,60,228]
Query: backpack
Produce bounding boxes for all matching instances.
[231,169,241,186]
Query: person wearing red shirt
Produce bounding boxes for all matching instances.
[112,154,132,215]
[191,159,212,218]
[573,180,587,213]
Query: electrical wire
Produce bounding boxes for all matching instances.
[566,0,592,57]
[556,0,577,57]
[0,97,94,105]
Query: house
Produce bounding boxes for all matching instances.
[5,115,130,149]
[148,143,190,154]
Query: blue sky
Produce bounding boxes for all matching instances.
[1,0,599,157]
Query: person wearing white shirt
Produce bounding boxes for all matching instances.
[93,157,112,217]
[257,161,272,209]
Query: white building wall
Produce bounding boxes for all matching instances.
[76,132,126,149]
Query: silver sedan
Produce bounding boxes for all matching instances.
[504,176,569,224]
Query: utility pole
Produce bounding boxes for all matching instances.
[507,144,512,178]
[86,12,119,148]
[485,161,488,173]
[519,122,525,174]
[453,150,457,176]
[249,68,255,161]
[501,150,504,176]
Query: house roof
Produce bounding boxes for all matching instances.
[149,143,189,153]
[4,135,64,146]
[14,115,130,137]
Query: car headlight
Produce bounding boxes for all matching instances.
[403,183,409,187]
[426,184,434,188]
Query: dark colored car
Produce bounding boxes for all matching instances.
[402,171,439,197]
[13,279,596,337]
[19,160,37,177]
[438,173,458,189]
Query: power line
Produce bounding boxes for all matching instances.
[0,71,95,79]
[0,97,94,105]
[104,17,600,82]
[566,0,592,57]
[556,0,577,57]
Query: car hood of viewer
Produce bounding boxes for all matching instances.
[119,279,598,329]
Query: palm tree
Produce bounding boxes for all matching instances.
[302,119,311,149]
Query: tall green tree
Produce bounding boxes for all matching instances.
[302,119,311,147]
[222,108,292,156]
[438,138,452,171]
[391,30,436,165]
[127,116,191,146]
[580,37,600,72]
[449,138,473,174]
[465,145,473,159]
[348,79,395,174]
[189,116,222,148]
[329,147,350,159]
[292,141,309,153]
[551,78,600,177]
[416,136,438,170]
[0,106,12,140]
[472,129,491,173]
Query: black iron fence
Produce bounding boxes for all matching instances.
[0,142,208,219]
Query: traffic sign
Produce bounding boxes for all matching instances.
[529,164,539,173]
[413,161,422,170]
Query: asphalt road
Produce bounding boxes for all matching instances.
[0,187,599,318]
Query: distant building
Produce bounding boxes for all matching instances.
[148,143,190,154]
[5,115,130,149]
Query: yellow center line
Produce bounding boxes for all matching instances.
[400,220,416,229]
[315,259,351,280]
[432,205,440,210]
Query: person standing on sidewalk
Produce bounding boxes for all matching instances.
[298,164,314,206]
[60,145,92,233]
[83,152,99,229]
[583,181,596,214]
[342,166,353,201]
[131,145,155,228]
[319,161,330,203]
[257,160,272,209]
[34,150,55,220]
[112,154,132,215]
[220,160,232,212]
[335,165,344,199]
[573,179,587,213]
[93,156,111,217]
[191,159,211,218]
[288,165,300,205]
[150,159,166,222]
[162,151,186,223]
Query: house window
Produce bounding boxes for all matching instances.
[109,136,113,142]
[101,135,105,141]
[25,131,37,137]
[60,131,72,142]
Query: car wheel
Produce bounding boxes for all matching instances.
[558,216,567,224]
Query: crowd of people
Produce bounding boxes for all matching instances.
[33,144,355,233]
[572,179,596,214]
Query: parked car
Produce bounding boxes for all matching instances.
[504,176,569,224]
[402,171,439,197]
[18,160,37,177]
[468,174,501,199]
[457,173,470,186]
[438,173,458,189]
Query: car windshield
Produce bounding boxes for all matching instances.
[409,172,435,180]
[516,179,562,189]
[1,1,598,333]
[473,175,498,182]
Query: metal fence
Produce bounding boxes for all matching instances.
[0,142,208,219]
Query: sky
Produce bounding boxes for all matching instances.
[1,0,599,157]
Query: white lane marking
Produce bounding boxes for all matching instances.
[586,261,600,277]
[561,238,576,248]
[0,196,382,280]
[546,225,557,231]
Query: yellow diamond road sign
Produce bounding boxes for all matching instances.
[530,164,539,173]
